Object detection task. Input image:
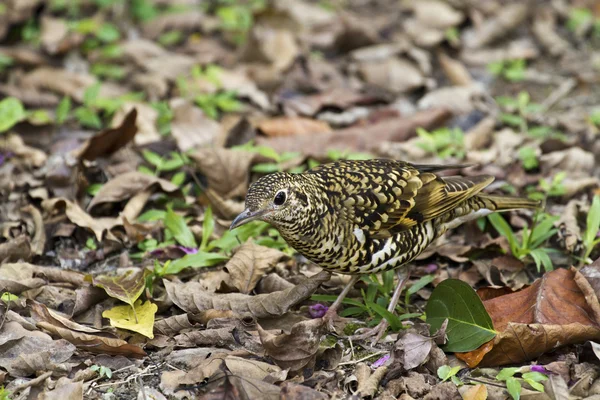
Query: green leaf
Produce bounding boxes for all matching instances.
[164,208,197,248]
[142,149,163,168]
[506,376,521,400]
[488,213,518,254]
[96,22,121,42]
[437,365,461,382]
[585,196,600,246]
[56,96,71,124]
[0,97,26,133]
[522,371,548,382]
[200,207,214,251]
[500,113,525,128]
[496,367,519,380]
[426,279,496,352]
[529,248,554,272]
[367,301,402,331]
[83,83,101,107]
[165,252,229,275]
[74,107,102,129]
[171,171,186,186]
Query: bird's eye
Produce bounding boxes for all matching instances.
[274,190,287,206]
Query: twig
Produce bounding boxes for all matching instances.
[540,78,577,112]
[463,376,507,389]
[339,350,388,366]
[11,371,53,392]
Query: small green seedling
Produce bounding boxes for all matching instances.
[496,367,547,400]
[488,59,527,82]
[581,195,600,264]
[91,365,113,379]
[518,146,539,171]
[438,365,462,385]
[488,211,559,272]
[416,127,465,160]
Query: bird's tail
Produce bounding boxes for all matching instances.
[476,194,541,211]
[440,194,540,231]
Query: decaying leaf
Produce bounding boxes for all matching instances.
[257,108,451,156]
[190,148,256,199]
[30,301,146,357]
[224,241,287,294]
[164,271,330,318]
[42,198,120,241]
[76,108,138,161]
[257,117,332,137]
[103,300,157,338]
[88,171,180,210]
[458,267,600,367]
[90,269,149,310]
[259,318,325,371]
[0,321,76,377]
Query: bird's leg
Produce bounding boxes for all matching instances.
[349,267,411,342]
[322,275,361,332]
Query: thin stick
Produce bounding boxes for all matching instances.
[339,350,388,366]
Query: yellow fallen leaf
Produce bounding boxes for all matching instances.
[103,300,157,339]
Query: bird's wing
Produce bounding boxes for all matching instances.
[315,160,493,239]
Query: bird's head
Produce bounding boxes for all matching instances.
[230,172,311,231]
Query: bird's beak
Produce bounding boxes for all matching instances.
[230,208,265,230]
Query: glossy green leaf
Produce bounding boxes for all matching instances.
[164,208,197,248]
[0,97,26,133]
[426,279,496,352]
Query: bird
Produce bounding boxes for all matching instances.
[230,159,540,341]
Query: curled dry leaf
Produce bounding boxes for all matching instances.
[190,148,256,199]
[0,321,76,377]
[154,314,196,336]
[458,267,600,367]
[0,134,47,168]
[224,241,287,294]
[257,117,332,137]
[30,301,146,357]
[20,205,45,256]
[76,108,138,161]
[258,318,325,371]
[0,262,46,294]
[0,236,32,264]
[164,271,330,318]
[112,102,160,146]
[42,198,120,241]
[463,4,529,49]
[88,171,180,210]
[532,9,570,57]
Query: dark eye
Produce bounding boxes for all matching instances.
[274,191,286,206]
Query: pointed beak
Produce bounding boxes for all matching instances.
[230,208,265,230]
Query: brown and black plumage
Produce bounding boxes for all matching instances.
[231,159,539,339]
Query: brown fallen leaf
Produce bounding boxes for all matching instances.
[42,198,120,241]
[112,102,160,146]
[76,108,138,161]
[224,241,287,294]
[0,236,32,264]
[0,134,47,168]
[0,262,46,294]
[169,98,222,151]
[88,171,180,211]
[358,57,426,94]
[0,321,76,377]
[460,384,487,400]
[259,318,325,371]
[37,380,83,400]
[257,117,332,137]
[458,267,600,367]
[256,108,451,156]
[30,301,146,358]
[20,205,45,256]
[190,148,256,199]
[164,271,330,318]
